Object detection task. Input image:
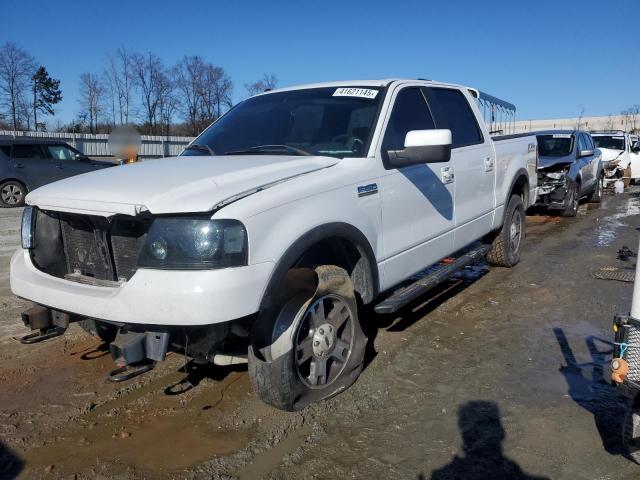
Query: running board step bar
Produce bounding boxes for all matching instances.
[374,244,491,315]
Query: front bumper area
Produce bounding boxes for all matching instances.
[535,179,570,210]
[10,249,274,326]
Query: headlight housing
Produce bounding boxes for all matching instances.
[21,206,36,249]
[137,217,247,269]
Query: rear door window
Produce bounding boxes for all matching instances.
[422,88,483,148]
[0,145,10,157]
[12,144,46,159]
[381,87,436,155]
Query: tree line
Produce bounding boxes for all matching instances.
[0,42,277,137]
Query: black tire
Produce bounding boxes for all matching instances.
[588,173,604,203]
[0,180,26,207]
[561,182,579,217]
[486,194,525,268]
[78,319,118,344]
[249,265,367,411]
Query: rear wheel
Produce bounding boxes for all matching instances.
[78,319,118,344]
[486,194,525,267]
[0,180,26,207]
[249,265,367,411]
[588,173,604,203]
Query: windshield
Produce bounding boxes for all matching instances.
[537,134,574,157]
[593,135,625,151]
[181,87,383,159]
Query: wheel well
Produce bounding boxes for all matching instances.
[0,178,27,190]
[259,224,379,310]
[510,174,529,206]
[293,236,375,304]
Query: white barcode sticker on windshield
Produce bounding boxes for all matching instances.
[333,88,379,99]
[552,134,571,138]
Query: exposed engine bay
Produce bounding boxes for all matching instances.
[535,162,571,209]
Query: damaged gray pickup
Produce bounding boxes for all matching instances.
[534,130,604,216]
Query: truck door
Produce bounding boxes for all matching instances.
[422,87,494,251]
[377,86,455,288]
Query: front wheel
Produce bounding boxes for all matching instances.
[486,194,525,267]
[588,173,604,203]
[561,182,579,217]
[248,265,367,411]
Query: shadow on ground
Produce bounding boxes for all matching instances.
[418,401,549,480]
[553,327,633,458]
[0,440,24,480]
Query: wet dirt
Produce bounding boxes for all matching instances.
[2,190,640,479]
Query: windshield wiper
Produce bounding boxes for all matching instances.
[224,145,312,156]
[184,144,216,155]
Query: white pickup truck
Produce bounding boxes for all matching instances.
[11,79,537,410]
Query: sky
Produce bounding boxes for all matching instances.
[1,0,639,125]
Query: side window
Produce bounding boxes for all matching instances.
[584,134,594,150]
[12,144,45,159]
[48,145,78,161]
[0,145,10,157]
[381,87,435,156]
[577,134,589,153]
[423,88,483,148]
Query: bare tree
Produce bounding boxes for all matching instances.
[200,64,233,122]
[131,52,169,134]
[0,42,36,130]
[574,105,585,130]
[174,55,206,136]
[627,105,640,133]
[78,72,104,133]
[105,48,134,125]
[605,114,615,131]
[245,73,278,97]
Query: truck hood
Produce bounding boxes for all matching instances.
[26,155,339,216]
[598,148,624,162]
[537,154,574,170]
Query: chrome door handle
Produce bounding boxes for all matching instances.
[441,166,455,184]
[484,156,494,172]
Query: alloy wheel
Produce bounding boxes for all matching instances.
[0,184,23,205]
[295,294,355,388]
[509,209,522,255]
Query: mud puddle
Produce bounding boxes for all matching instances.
[19,362,253,478]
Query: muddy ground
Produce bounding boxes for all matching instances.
[2,190,640,479]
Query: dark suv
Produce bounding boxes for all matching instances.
[534,130,604,216]
[0,139,114,207]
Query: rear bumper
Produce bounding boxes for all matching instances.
[10,249,274,326]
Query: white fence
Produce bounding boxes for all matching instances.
[0,130,194,159]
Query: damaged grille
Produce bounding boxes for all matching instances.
[32,210,151,283]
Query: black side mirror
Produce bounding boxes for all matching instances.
[632,141,640,153]
[387,129,452,168]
